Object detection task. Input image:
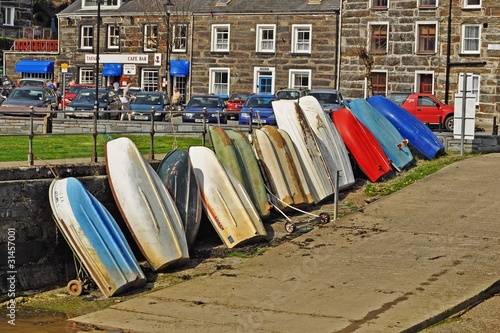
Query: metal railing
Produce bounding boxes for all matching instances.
[0,106,256,166]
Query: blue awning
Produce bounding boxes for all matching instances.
[102,63,122,76]
[170,60,190,77]
[15,60,54,74]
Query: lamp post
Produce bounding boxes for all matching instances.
[93,0,103,163]
[164,0,174,100]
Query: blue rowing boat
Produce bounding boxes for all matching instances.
[346,98,414,171]
[367,95,445,160]
[49,177,146,297]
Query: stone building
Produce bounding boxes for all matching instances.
[339,0,500,120]
[3,0,342,102]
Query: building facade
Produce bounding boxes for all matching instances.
[339,0,500,119]
[3,0,341,103]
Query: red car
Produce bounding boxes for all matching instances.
[226,92,252,120]
[61,83,95,109]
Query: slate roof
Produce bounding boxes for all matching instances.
[58,0,340,17]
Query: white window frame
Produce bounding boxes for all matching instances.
[367,70,388,97]
[458,73,480,105]
[291,24,312,54]
[368,21,389,53]
[80,25,94,50]
[256,24,276,53]
[79,67,94,84]
[211,24,230,52]
[288,69,312,89]
[414,70,435,94]
[172,24,188,52]
[415,21,438,54]
[82,0,120,9]
[209,68,230,96]
[461,24,481,54]
[107,24,120,50]
[141,68,160,92]
[463,0,481,9]
[144,24,158,52]
[3,7,15,26]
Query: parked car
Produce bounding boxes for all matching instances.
[65,88,118,119]
[307,89,344,112]
[130,91,171,121]
[226,92,252,120]
[182,94,227,124]
[238,94,277,126]
[388,92,455,131]
[275,88,309,100]
[62,83,95,109]
[0,86,59,115]
[17,78,52,88]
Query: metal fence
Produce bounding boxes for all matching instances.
[0,107,262,166]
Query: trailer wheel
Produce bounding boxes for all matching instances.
[67,279,83,296]
[285,221,296,233]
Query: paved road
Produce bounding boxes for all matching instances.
[70,153,500,333]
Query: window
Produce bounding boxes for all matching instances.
[416,22,437,53]
[369,23,388,54]
[256,24,276,53]
[211,24,230,52]
[461,24,481,54]
[289,69,311,89]
[458,73,480,105]
[463,0,481,9]
[80,25,94,50]
[172,24,187,52]
[209,68,230,96]
[107,24,120,50]
[141,68,159,92]
[371,0,388,9]
[371,71,387,96]
[292,24,312,54]
[79,68,94,84]
[83,0,119,9]
[419,0,436,8]
[3,7,15,26]
[144,24,158,52]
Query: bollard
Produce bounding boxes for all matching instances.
[493,116,498,136]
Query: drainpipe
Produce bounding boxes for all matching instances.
[335,3,343,90]
[444,0,452,104]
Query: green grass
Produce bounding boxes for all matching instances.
[0,134,204,162]
[365,152,474,197]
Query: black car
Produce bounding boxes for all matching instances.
[65,88,118,119]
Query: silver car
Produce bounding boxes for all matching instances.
[307,89,344,113]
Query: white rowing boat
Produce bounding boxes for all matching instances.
[105,137,189,271]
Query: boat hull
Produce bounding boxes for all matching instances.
[49,177,146,298]
[189,146,267,248]
[261,125,312,208]
[105,137,189,271]
[332,108,393,182]
[367,95,445,160]
[252,128,295,210]
[156,149,202,247]
[224,128,272,219]
[347,98,414,171]
[272,99,334,203]
[299,96,355,190]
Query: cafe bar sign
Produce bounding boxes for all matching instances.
[85,54,149,64]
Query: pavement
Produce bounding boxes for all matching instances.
[67,153,500,333]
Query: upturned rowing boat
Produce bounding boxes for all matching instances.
[105,137,189,271]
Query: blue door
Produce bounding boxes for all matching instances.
[258,76,272,94]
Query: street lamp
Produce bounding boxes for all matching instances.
[164,0,174,99]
